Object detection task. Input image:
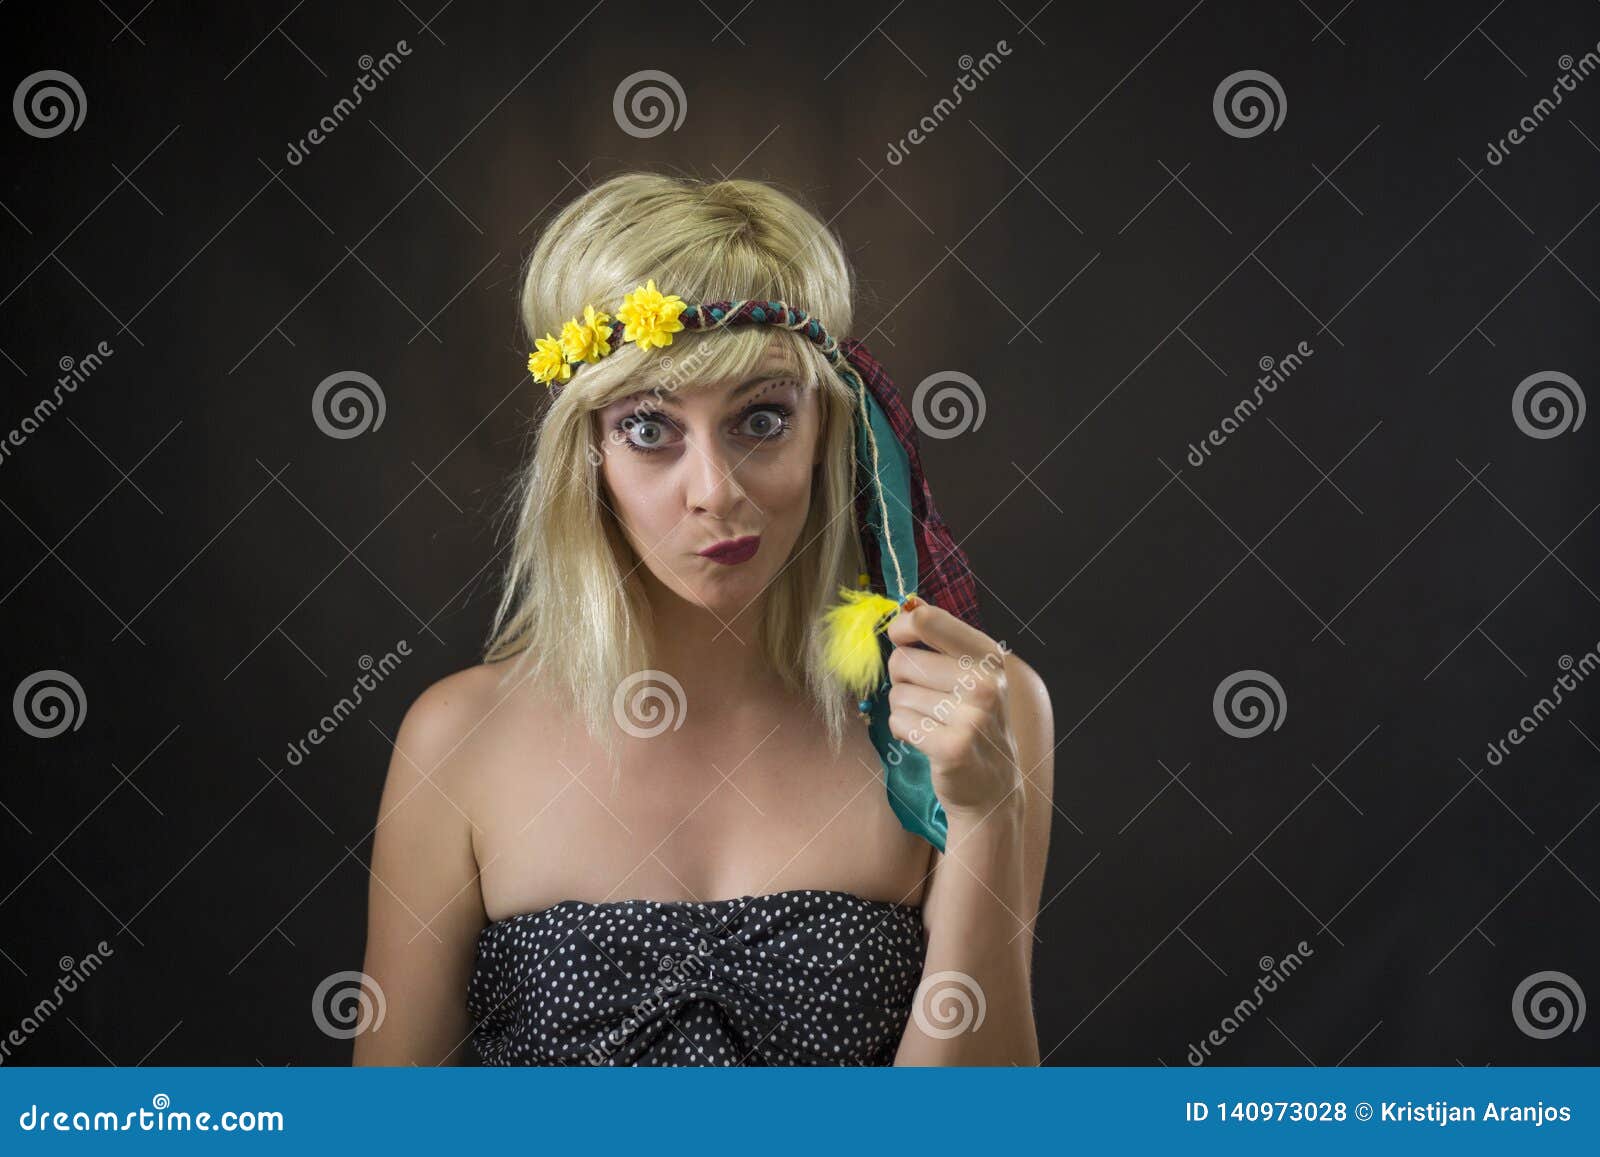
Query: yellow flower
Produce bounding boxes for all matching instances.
[527,334,572,385]
[559,304,613,365]
[615,278,686,351]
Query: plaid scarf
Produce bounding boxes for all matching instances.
[841,339,985,637]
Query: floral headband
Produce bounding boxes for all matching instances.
[527,278,840,393]
[524,278,985,852]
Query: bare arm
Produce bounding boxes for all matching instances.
[352,678,488,1065]
[894,651,1054,1066]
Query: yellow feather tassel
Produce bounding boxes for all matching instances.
[820,585,905,699]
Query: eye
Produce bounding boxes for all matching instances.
[614,411,678,454]
[737,403,792,441]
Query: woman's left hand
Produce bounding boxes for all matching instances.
[884,598,1022,823]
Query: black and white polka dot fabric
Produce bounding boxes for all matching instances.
[466,888,926,1065]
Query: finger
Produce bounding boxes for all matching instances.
[887,680,957,720]
[889,707,949,745]
[885,599,998,662]
[886,643,964,694]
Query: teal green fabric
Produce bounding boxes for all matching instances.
[854,387,949,852]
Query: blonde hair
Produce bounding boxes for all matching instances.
[485,170,865,775]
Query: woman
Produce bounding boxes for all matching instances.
[353,171,1055,1066]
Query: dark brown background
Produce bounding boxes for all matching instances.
[2,0,1597,1064]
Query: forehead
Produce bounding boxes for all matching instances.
[616,349,806,410]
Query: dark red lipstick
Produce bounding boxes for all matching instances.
[697,535,760,565]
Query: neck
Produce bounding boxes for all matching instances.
[640,574,785,707]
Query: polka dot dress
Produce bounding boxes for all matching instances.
[466,888,926,1065]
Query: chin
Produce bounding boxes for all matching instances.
[675,565,771,614]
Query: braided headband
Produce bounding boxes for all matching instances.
[527,279,984,851]
[530,279,843,400]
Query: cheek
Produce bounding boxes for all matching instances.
[747,448,818,528]
[600,450,670,533]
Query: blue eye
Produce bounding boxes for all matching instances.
[617,412,671,452]
[738,403,793,440]
[611,402,793,456]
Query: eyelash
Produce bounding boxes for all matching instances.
[612,402,794,456]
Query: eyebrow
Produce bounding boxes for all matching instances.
[626,374,800,411]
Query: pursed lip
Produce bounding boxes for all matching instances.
[697,534,761,564]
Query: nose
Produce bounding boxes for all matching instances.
[683,433,747,519]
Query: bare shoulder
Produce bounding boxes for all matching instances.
[395,657,541,763]
[357,661,513,1064]
[376,659,505,832]
[1003,653,1053,779]
[398,662,501,747]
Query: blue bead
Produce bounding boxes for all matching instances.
[857,698,872,713]
[751,306,767,322]
[710,306,724,319]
